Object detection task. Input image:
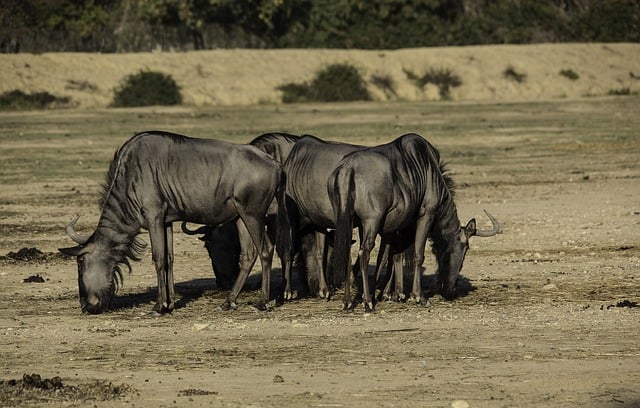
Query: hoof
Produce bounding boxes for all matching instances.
[364,302,375,313]
[218,300,238,311]
[283,290,298,301]
[318,288,330,300]
[342,301,356,312]
[153,302,174,314]
[410,295,431,307]
[249,299,273,312]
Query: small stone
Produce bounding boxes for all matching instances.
[451,399,470,408]
[542,283,557,291]
[273,375,284,383]
[191,323,210,332]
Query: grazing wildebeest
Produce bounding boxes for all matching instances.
[276,135,366,299]
[330,133,499,312]
[180,132,329,297]
[178,132,301,292]
[180,221,239,290]
[59,131,281,314]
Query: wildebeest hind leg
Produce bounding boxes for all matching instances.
[242,214,273,309]
[220,219,258,311]
[165,223,175,312]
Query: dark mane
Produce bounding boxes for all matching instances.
[250,132,300,146]
[97,132,150,285]
[250,132,301,164]
[98,148,119,209]
[438,161,456,198]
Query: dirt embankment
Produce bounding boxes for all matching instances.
[1,43,639,108]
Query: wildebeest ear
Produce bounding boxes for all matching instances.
[59,245,84,257]
[464,218,477,238]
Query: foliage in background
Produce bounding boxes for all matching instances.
[559,69,580,80]
[0,90,71,110]
[503,66,527,83]
[1,0,639,52]
[370,74,397,98]
[112,70,182,107]
[404,67,462,99]
[278,63,370,103]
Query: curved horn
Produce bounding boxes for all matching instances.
[180,221,209,236]
[66,214,90,244]
[473,210,501,237]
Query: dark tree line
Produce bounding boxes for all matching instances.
[1,0,638,53]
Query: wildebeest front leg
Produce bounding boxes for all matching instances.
[410,215,433,306]
[315,232,330,299]
[148,220,173,314]
[392,251,405,302]
[374,241,392,300]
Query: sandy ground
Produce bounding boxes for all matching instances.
[1,43,639,107]
[0,46,639,407]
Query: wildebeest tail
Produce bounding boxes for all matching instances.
[275,171,292,267]
[331,166,355,288]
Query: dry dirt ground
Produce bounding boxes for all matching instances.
[1,97,639,407]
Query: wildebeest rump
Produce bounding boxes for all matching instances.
[59,131,281,314]
[330,133,499,311]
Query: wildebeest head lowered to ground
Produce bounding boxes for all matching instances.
[59,131,281,314]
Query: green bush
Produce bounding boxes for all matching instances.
[278,63,370,103]
[503,66,527,83]
[404,67,462,99]
[0,90,71,110]
[608,88,634,96]
[559,69,579,81]
[112,70,182,107]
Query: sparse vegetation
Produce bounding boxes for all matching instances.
[111,70,182,107]
[0,90,71,110]
[503,66,527,83]
[65,79,99,91]
[370,74,397,98]
[404,67,462,99]
[559,69,579,81]
[608,87,634,96]
[278,63,370,103]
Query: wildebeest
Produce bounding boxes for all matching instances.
[330,133,499,311]
[178,132,301,292]
[276,135,365,299]
[59,131,281,314]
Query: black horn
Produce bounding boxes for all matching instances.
[66,214,90,244]
[181,221,210,236]
[473,210,500,237]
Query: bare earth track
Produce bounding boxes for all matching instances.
[1,97,639,407]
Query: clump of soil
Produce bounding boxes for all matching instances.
[0,247,63,263]
[22,274,46,283]
[178,388,218,396]
[0,373,133,406]
[5,247,45,261]
[606,300,639,309]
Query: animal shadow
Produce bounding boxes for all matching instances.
[422,273,477,300]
